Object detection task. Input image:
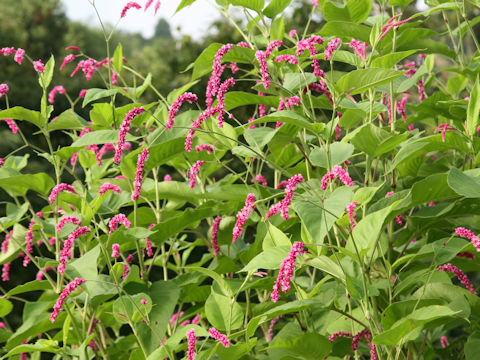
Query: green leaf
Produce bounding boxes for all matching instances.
[269,333,332,360]
[66,245,99,295]
[225,91,278,111]
[113,293,152,323]
[0,106,45,128]
[467,76,480,136]
[0,172,54,196]
[263,0,292,18]
[186,266,233,297]
[228,0,264,12]
[447,167,480,198]
[39,55,55,89]
[205,290,244,332]
[323,0,372,23]
[0,298,13,317]
[336,68,404,95]
[113,43,123,73]
[244,127,276,149]
[263,223,292,249]
[465,331,480,360]
[283,72,317,92]
[82,88,119,107]
[71,129,136,147]
[371,50,419,68]
[270,14,285,40]
[240,246,290,272]
[5,339,60,357]
[389,0,413,7]
[47,109,88,131]
[308,256,345,282]
[175,0,196,12]
[146,325,208,359]
[249,110,316,133]
[310,142,354,168]
[320,21,371,43]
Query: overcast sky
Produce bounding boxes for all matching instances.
[60,0,220,39]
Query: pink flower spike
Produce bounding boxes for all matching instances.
[271,242,306,302]
[121,2,142,18]
[191,314,202,325]
[274,54,298,65]
[232,194,256,243]
[206,44,234,108]
[186,329,196,360]
[209,327,230,347]
[114,107,145,164]
[434,123,456,143]
[48,86,67,104]
[324,38,341,60]
[79,89,87,98]
[267,316,281,341]
[145,223,155,257]
[109,214,131,234]
[418,79,426,101]
[60,54,76,70]
[168,92,198,130]
[195,144,214,154]
[289,29,297,38]
[50,278,85,322]
[58,226,91,274]
[312,0,319,5]
[1,119,18,133]
[321,165,354,190]
[248,117,256,129]
[169,311,184,326]
[252,174,268,187]
[14,48,25,65]
[329,330,353,342]
[189,160,206,189]
[66,46,81,52]
[346,201,359,229]
[111,243,121,258]
[49,183,76,204]
[99,183,122,195]
[440,335,448,348]
[164,174,172,182]
[349,39,367,61]
[255,51,270,90]
[211,217,222,256]
[438,263,477,295]
[33,60,46,73]
[154,1,161,15]
[396,96,408,122]
[132,148,149,201]
[1,233,10,254]
[0,47,15,56]
[57,216,81,232]
[455,227,480,251]
[144,0,154,11]
[265,40,283,58]
[1,263,10,282]
[0,83,9,98]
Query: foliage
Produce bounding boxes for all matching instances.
[1,0,480,359]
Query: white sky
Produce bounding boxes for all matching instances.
[60,0,220,39]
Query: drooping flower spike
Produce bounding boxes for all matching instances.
[321,165,354,190]
[168,92,198,130]
[132,148,149,201]
[455,227,480,251]
[50,278,86,322]
[121,2,142,18]
[189,160,206,189]
[33,60,46,73]
[58,227,91,274]
[346,201,359,229]
[232,193,256,243]
[437,263,477,295]
[266,174,304,220]
[274,55,298,65]
[265,40,283,58]
[1,119,18,133]
[48,86,67,104]
[195,144,214,154]
[114,107,145,164]
[209,327,230,347]
[99,183,122,195]
[211,217,222,256]
[186,329,196,360]
[434,123,456,143]
[206,44,234,108]
[255,51,270,90]
[252,174,268,187]
[109,214,131,234]
[14,48,25,65]
[271,242,306,302]
[324,38,341,60]
[56,216,81,232]
[49,183,76,204]
[349,39,367,60]
[111,243,121,258]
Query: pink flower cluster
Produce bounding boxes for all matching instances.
[232,193,256,243]
[296,35,324,76]
[437,263,477,295]
[206,44,234,108]
[308,81,333,105]
[14,48,25,65]
[266,174,304,220]
[49,183,76,204]
[274,55,298,65]
[329,329,377,359]
[196,144,214,154]
[132,148,149,200]
[209,327,230,347]
[1,232,11,254]
[1,119,18,133]
[211,217,222,256]
[114,107,145,164]
[418,79,426,101]
[267,316,281,341]
[99,183,122,195]
[58,226,91,274]
[111,243,121,258]
[23,221,35,267]
[252,174,267,187]
[36,266,56,280]
[379,13,411,41]
[186,329,196,360]
[145,223,155,257]
[121,2,142,18]
[0,47,15,56]
[33,60,45,73]
[1,263,10,282]
[189,160,206,189]
[455,227,480,251]
[349,39,367,60]
[60,54,76,70]
[396,96,408,122]
[0,83,9,98]
[271,242,306,302]
[434,123,456,142]
[324,38,341,60]
[346,201,359,229]
[255,51,270,90]
[48,86,67,104]
[109,214,131,234]
[50,278,86,322]
[440,335,448,348]
[265,40,283,58]
[215,77,235,127]
[321,165,354,190]
[168,92,198,130]
[56,216,81,232]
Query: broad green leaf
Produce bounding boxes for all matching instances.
[113,293,152,323]
[244,127,276,149]
[336,68,404,95]
[389,0,413,7]
[467,76,480,136]
[225,91,278,111]
[269,333,332,360]
[447,74,468,96]
[412,2,460,19]
[47,109,88,131]
[283,72,317,92]
[310,142,354,168]
[240,246,290,272]
[113,43,123,73]
[323,0,372,23]
[205,291,244,332]
[308,256,345,282]
[447,167,480,198]
[249,110,316,133]
[320,21,371,43]
[0,298,13,317]
[71,129,136,147]
[0,107,45,128]
[187,266,233,297]
[371,50,419,68]
[39,55,55,89]
[175,0,196,12]
[82,88,119,107]
[263,0,292,18]
[270,14,284,40]
[0,173,54,196]
[5,339,60,357]
[465,331,480,360]
[66,245,99,295]
[146,325,208,359]
[228,0,264,12]
[263,223,292,249]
